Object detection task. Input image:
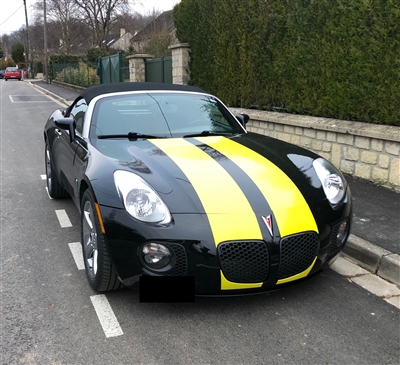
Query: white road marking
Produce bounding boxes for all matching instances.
[8,95,54,103]
[10,100,54,103]
[41,175,46,180]
[29,85,68,107]
[55,209,72,227]
[90,295,124,338]
[68,242,85,270]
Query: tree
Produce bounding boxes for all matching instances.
[74,0,132,50]
[0,42,5,59]
[142,32,174,58]
[114,12,150,34]
[11,43,25,64]
[86,47,109,63]
[33,0,81,54]
[1,31,26,57]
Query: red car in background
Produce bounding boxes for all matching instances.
[4,67,21,81]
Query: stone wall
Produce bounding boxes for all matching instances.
[230,108,400,191]
[169,43,190,85]
[127,54,154,83]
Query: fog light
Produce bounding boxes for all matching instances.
[142,243,171,269]
[336,220,348,246]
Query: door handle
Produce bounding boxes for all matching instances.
[55,129,62,136]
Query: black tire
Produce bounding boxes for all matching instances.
[45,142,69,199]
[81,189,124,292]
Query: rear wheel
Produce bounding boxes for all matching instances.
[45,142,68,198]
[81,189,124,292]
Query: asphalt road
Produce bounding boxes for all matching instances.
[1,80,399,365]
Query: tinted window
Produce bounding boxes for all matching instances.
[90,93,243,138]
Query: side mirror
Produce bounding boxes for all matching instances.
[236,114,250,128]
[54,117,76,143]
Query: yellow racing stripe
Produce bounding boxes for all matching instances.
[221,271,263,290]
[150,138,263,245]
[151,137,319,289]
[196,136,318,237]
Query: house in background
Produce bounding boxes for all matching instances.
[130,10,176,54]
[109,28,134,51]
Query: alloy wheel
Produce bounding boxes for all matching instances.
[45,144,52,191]
[82,200,98,279]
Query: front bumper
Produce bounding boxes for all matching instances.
[98,202,351,295]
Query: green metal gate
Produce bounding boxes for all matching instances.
[99,52,123,84]
[145,57,172,84]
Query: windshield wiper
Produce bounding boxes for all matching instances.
[98,132,165,140]
[183,130,234,138]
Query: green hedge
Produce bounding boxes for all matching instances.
[49,53,79,80]
[174,0,400,125]
[53,61,99,87]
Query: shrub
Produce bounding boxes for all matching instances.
[49,53,79,79]
[174,0,400,125]
[54,61,99,87]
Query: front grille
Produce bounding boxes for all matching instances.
[278,232,319,279]
[218,241,269,283]
[164,243,187,276]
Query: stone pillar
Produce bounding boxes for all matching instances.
[127,54,154,82]
[169,43,190,85]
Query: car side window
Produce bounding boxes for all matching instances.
[69,98,87,135]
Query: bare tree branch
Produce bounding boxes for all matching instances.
[74,0,132,50]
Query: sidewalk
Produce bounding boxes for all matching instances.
[27,79,400,286]
[29,79,81,104]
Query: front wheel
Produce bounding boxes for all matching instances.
[45,142,68,199]
[81,189,124,292]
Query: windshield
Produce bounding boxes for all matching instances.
[90,92,244,139]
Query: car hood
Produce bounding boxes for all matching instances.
[90,133,325,237]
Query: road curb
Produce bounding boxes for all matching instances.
[342,234,400,286]
[26,80,70,107]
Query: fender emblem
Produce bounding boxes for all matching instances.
[262,215,273,237]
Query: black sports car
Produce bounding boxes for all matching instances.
[44,82,352,297]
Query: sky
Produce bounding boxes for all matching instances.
[0,0,181,35]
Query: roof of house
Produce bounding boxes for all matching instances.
[104,32,121,47]
[105,29,133,48]
[131,10,174,42]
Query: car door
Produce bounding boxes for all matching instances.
[52,98,87,197]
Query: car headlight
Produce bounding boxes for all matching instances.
[114,170,171,224]
[313,158,347,206]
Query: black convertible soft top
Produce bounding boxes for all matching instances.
[80,82,206,104]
